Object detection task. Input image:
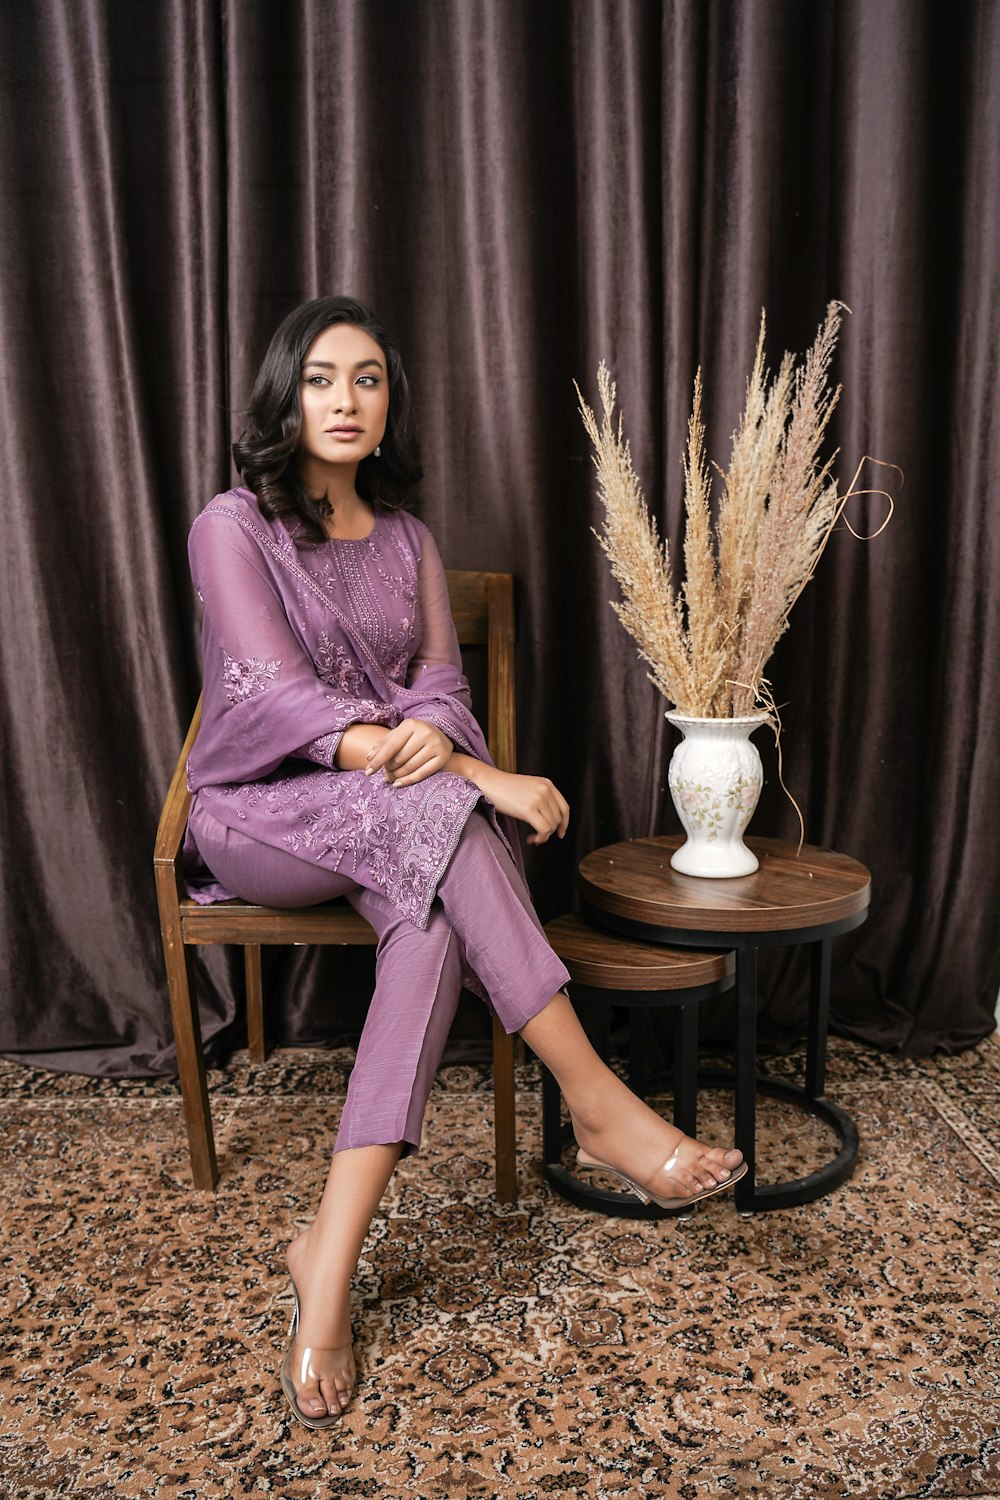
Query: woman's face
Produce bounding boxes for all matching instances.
[298,322,390,472]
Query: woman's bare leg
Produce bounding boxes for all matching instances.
[520,992,742,1198]
[282,888,468,1420]
[285,1142,401,1419]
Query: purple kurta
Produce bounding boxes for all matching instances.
[183,488,515,928]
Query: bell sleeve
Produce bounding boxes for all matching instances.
[186,508,399,789]
[402,529,488,759]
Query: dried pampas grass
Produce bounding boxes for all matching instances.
[577,302,890,717]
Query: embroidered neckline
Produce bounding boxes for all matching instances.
[322,509,380,544]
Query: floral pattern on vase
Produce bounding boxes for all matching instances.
[666,712,769,878]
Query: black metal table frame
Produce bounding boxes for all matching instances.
[580,899,868,1213]
[541,972,735,1219]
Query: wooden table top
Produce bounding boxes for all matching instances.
[579,835,871,935]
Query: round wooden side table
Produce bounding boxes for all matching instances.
[578,835,871,1213]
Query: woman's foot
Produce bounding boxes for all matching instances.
[521,992,742,1205]
[576,1134,746,1209]
[278,1141,401,1427]
[570,1074,743,1206]
[283,1228,356,1423]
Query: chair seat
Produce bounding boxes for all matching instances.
[179,897,375,945]
[543,913,733,990]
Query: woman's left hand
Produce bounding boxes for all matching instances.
[365,718,454,787]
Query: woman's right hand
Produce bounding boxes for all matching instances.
[468,764,570,846]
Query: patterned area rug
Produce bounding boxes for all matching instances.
[1,1036,998,1499]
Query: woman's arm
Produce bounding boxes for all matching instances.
[333,723,392,770]
[363,731,568,844]
[365,525,570,838]
[362,718,452,782]
[187,507,400,787]
[448,753,570,846]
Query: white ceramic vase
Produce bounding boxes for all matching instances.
[666,712,770,878]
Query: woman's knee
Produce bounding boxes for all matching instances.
[189,801,356,907]
[448,809,508,875]
[350,884,462,961]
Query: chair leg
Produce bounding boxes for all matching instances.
[492,1017,517,1204]
[245,944,268,1064]
[157,889,218,1190]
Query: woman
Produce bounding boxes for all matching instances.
[184,297,746,1431]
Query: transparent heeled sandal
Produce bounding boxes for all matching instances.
[279,1279,355,1431]
[575,1139,748,1211]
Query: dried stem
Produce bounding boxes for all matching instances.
[682,374,727,709]
[576,365,695,708]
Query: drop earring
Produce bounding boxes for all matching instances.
[374,444,382,458]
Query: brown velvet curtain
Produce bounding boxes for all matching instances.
[1,0,997,1075]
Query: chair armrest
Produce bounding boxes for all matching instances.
[153,696,203,868]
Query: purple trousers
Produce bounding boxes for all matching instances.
[188,802,570,1154]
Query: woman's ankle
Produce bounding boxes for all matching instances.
[564,1068,645,1141]
[286,1227,354,1349]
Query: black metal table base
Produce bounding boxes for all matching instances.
[698,1067,858,1211]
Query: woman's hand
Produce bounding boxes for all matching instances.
[366,718,454,788]
[461,762,570,846]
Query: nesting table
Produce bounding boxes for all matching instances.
[577,835,871,1213]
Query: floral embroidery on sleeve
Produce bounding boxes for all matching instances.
[315,632,368,695]
[324,697,399,731]
[222,650,281,704]
[299,731,341,767]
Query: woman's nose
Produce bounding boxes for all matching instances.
[331,379,357,413]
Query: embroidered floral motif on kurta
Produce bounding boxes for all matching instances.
[222,650,281,704]
[315,632,368,695]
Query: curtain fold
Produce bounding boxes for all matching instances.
[1,0,996,1075]
[0,0,233,1071]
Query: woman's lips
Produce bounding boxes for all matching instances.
[326,426,362,439]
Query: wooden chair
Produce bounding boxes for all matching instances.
[154,570,519,1200]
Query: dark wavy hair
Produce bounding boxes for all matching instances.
[232,296,422,544]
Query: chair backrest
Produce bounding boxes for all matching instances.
[445,570,516,775]
[154,569,516,881]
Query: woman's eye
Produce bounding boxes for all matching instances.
[304,375,328,387]
[356,374,380,387]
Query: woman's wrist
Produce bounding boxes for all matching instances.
[334,724,391,771]
[447,750,492,791]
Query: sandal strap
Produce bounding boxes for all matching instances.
[646,1134,689,1194]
